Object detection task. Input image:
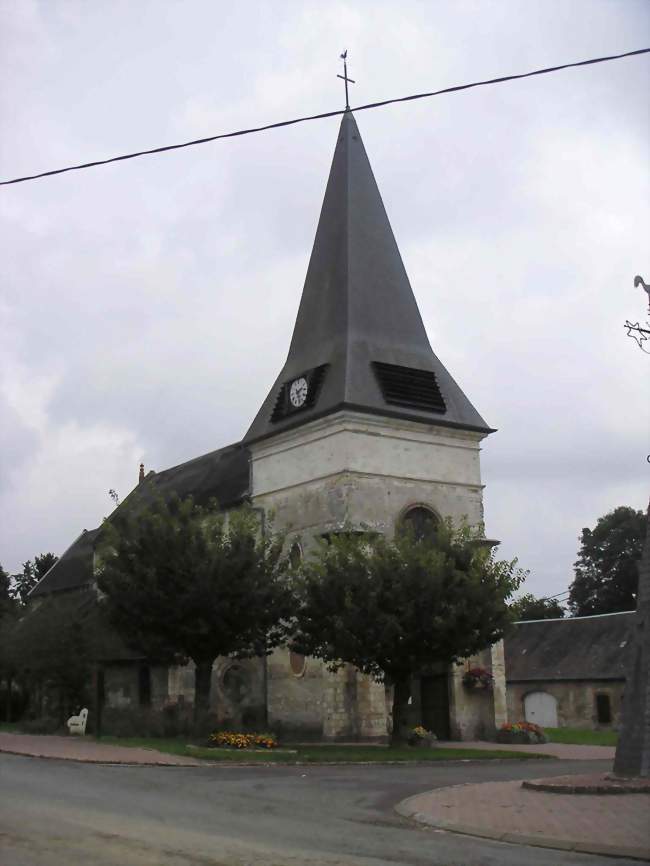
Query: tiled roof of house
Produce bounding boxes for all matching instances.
[505,611,634,682]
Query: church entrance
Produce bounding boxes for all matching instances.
[420,674,450,740]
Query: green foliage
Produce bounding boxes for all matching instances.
[0,563,11,613]
[545,727,618,746]
[9,593,93,721]
[12,553,59,605]
[510,592,565,621]
[97,495,293,713]
[92,736,548,763]
[569,506,646,616]
[291,521,525,740]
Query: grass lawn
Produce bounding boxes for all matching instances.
[0,722,22,732]
[94,736,550,763]
[545,727,618,747]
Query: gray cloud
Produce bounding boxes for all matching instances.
[1,0,648,602]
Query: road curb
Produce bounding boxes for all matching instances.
[395,789,650,862]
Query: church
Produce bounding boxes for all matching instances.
[29,110,507,741]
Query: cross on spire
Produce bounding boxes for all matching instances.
[337,50,355,110]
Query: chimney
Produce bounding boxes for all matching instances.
[139,463,145,484]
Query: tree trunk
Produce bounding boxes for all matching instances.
[391,676,412,745]
[193,660,214,727]
[6,674,12,723]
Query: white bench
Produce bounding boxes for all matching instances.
[66,707,88,735]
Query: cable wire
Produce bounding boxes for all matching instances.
[1,47,648,187]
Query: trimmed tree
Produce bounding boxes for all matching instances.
[8,593,93,724]
[290,522,525,743]
[510,593,565,621]
[0,563,18,721]
[97,496,292,721]
[291,523,525,741]
[569,506,646,616]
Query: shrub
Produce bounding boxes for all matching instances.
[99,704,205,738]
[496,721,548,744]
[208,731,278,749]
[20,716,62,735]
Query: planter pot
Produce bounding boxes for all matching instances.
[407,734,438,748]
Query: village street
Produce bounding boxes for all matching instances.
[0,752,641,866]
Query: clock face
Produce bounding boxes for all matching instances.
[289,377,309,408]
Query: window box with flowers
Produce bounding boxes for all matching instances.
[462,667,494,690]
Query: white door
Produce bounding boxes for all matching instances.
[524,691,558,727]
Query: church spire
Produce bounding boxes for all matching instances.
[243,111,492,444]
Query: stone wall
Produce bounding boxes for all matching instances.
[267,647,325,739]
[448,645,506,740]
[167,657,266,727]
[250,411,486,539]
[507,680,625,729]
[103,664,140,708]
[251,409,492,742]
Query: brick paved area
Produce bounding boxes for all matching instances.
[0,732,201,765]
[397,779,650,860]
[523,772,650,793]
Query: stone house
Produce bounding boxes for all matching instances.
[28,110,505,741]
[505,611,633,729]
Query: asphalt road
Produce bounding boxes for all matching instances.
[0,753,638,866]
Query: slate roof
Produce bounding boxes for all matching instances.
[30,442,250,598]
[244,111,493,444]
[28,528,101,597]
[129,441,250,511]
[505,612,634,682]
[16,588,143,662]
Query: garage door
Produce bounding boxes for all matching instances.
[524,691,558,727]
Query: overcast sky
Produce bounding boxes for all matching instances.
[1,0,648,601]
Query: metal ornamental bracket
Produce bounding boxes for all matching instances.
[625,275,650,354]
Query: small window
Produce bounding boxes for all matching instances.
[138,665,151,707]
[289,542,302,568]
[596,693,612,725]
[289,651,306,678]
[400,506,439,543]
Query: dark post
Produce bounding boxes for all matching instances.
[613,501,650,777]
[94,664,104,739]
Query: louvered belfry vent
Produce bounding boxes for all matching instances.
[372,362,446,414]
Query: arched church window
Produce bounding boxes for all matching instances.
[289,651,307,678]
[399,506,439,542]
[222,665,248,703]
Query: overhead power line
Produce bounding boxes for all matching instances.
[1,47,648,187]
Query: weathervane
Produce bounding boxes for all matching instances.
[625,275,650,354]
[337,50,355,110]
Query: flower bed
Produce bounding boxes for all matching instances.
[496,721,548,745]
[208,731,278,750]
